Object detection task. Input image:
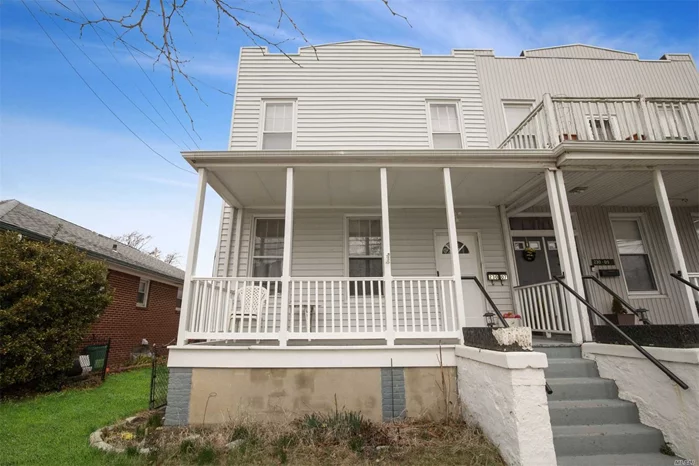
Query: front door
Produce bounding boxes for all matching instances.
[434,232,485,327]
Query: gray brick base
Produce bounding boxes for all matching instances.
[381,367,406,421]
[164,368,192,426]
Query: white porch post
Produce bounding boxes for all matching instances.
[554,170,592,340]
[279,167,295,346]
[545,169,584,344]
[653,169,699,324]
[443,168,466,336]
[176,168,208,346]
[498,205,520,315]
[379,168,395,345]
[230,207,244,277]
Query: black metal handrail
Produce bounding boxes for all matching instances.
[582,275,652,325]
[462,276,553,395]
[671,272,699,292]
[554,276,689,390]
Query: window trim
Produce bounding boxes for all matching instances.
[137,278,150,308]
[501,99,535,133]
[258,99,297,150]
[247,215,286,278]
[176,286,183,312]
[426,100,466,149]
[343,214,383,278]
[609,213,662,297]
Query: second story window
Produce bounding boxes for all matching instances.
[429,103,462,149]
[262,101,294,149]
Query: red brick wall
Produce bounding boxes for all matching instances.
[84,269,181,366]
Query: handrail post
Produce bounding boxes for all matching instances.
[543,93,560,147]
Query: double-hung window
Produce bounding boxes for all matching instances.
[347,218,383,295]
[252,218,284,292]
[137,279,150,307]
[429,103,463,148]
[503,101,536,147]
[610,217,657,293]
[262,101,294,149]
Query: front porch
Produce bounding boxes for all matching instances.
[175,146,698,349]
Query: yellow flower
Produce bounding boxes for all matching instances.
[121,432,135,440]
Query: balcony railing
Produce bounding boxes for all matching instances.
[500,95,699,149]
[183,276,460,344]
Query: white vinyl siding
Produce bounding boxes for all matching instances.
[475,51,699,146]
[230,42,489,149]
[235,207,513,312]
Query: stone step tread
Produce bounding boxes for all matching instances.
[556,453,678,466]
[553,423,661,438]
[546,377,614,385]
[548,398,635,409]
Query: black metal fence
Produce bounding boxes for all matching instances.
[149,344,169,409]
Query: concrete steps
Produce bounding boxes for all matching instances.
[536,344,675,464]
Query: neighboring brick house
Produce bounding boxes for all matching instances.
[0,199,185,365]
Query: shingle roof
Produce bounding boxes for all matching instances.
[0,200,185,283]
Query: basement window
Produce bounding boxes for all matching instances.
[137,279,150,308]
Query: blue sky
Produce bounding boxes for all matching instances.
[1,0,697,274]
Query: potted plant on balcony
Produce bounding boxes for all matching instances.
[502,312,522,327]
[604,297,636,326]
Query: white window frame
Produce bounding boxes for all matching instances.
[501,100,535,132]
[175,286,183,312]
[137,278,150,308]
[585,114,621,141]
[426,100,466,149]
[609,213,661,297]
[258,99,297,150]
[247,215,285,278]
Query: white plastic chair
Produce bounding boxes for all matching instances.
[229,285,269,332]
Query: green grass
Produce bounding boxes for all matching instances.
[0,369,151,466]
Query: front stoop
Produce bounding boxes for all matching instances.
[537,344,677,466]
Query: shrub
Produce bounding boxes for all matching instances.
[0,231,112,391]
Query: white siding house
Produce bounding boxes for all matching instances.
[168,41,699,428]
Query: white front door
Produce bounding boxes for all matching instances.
[434,232,486,328]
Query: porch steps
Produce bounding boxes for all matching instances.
[537,344,676,465]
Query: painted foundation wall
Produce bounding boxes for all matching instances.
[583,343,699,461]
[456,347,556,466]
[186,367,456,424]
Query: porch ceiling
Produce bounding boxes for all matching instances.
[528,169,699,207]
[208,166,544,208]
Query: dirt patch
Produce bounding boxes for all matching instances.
[95,410,505,465]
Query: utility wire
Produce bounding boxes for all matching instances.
[67,0,190,151]
[21,0,194,174]
[92,0,201,150]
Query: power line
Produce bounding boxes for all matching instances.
[20,0,194,174]
[66,0,190,151]
[92,0,201,150]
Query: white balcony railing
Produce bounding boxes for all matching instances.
[184,276,460,344]
[514,281,571,335]
[500,95,699,149]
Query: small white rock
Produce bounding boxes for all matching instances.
[226,439,245,450]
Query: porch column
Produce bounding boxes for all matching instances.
[279,167,294,346]
[176,168,208,346]
[498,205,520,315]
[555,170,592,340]
[379,168,395,345]
[230,207,244,277]
[443,168,466,336]
[653,169,699,324]
[545,169,584,344]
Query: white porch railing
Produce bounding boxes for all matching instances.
[500,96,699,149]
[514,281,571,335]
[184,276,460,343]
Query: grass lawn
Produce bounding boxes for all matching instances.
[0,369,151,466]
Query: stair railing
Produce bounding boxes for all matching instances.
[554,275,689,390]
[582,275,652,325]
[670,272,699,292]
[462,276,553,395]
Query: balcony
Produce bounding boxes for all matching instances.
[500,95,699,149]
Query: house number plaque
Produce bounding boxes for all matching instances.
[591,259,615,266]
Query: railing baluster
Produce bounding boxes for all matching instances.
[439,280,447,332]
[370,279,376,332]
[417,280,424,332]
[409,281,415,332]
[448,280,456,331]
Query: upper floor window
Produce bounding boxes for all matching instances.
[262,101,294,149]
[137,279,150,308]
[429,103,462,149]
[503,102,533,133]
